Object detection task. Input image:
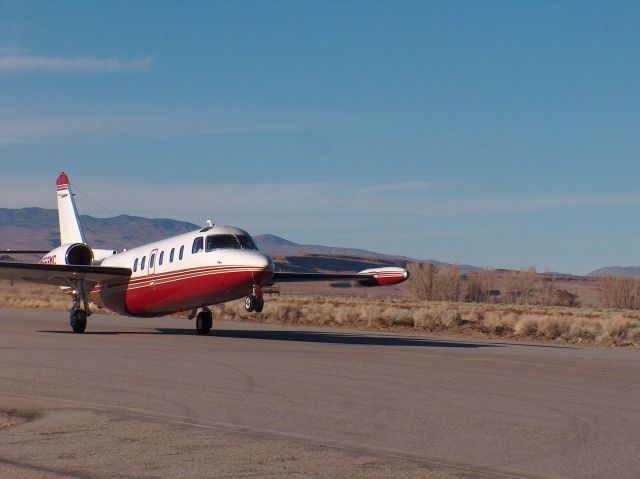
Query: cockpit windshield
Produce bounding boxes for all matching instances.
[236,235,258,250]
[205,234,258,251]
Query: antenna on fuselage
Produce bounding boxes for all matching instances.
[200,219,215,233]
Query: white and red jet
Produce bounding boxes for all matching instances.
[0,173,409,335]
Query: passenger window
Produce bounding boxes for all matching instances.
[150,253,156,268]
[141,256,146,270]
[179,245,184,260]
[159,251,164,265]
[169,248,175,263]
[133,258,138,272]
[192,237,204,254]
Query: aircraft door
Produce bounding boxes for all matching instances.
[148,249,158,275]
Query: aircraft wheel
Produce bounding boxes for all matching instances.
[70,309,87,334]
[254,296,264,313]
[196,311,212,336]
[244,295,256,312]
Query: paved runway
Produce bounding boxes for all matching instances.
[0,308,639,479]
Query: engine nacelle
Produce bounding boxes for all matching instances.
[40,243,94,266]
[357,267,410,287]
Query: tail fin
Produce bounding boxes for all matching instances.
[56,172,86,245]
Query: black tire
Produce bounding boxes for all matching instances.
[196,312,212,336]
[244,295,256,312]
[70,309,87,334]
[254,296,264,313]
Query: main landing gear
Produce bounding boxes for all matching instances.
[188,307,213,336]
[195,308,213,336]
[70,308,87,333]
[244,285,264,313]
[69,286,90,334]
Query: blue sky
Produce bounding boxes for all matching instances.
[2,1,640,274]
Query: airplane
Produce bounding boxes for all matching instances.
[0,173,410,335]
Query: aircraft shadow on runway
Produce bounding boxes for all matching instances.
[38,327,496,348]
[158,328,501,348]
[39,328,495,348]
[37,328,573,349]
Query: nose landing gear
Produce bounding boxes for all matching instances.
[245,284,264,313]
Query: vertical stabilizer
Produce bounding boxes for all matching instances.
[56,172,86,245]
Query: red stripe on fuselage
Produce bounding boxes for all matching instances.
[98,265,273,317]
[97,265,266,292]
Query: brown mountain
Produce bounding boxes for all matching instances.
[588,266,640,278]
[1,208,420,273]
[0,207,198,251]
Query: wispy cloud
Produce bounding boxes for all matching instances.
[358,181,437,195]
[0,109,329,144]
[0,46,26,56]
[0,55,153,73]
[426,192,640,216]
[4,177,640,220]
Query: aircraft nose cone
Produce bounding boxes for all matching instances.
[247,251,273,269]
[242,251,274,283]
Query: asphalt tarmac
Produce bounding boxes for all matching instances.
[0,308,639,479]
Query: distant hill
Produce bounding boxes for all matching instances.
[0,208,428,273]
[0,207,198,251]
[253,234,413,262]
[588,266,640,278]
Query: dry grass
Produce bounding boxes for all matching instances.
[211,295,640,348]
[0,280,70,311]
[2,280,640,347]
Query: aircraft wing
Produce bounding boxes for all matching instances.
[271,267,409,287]
[271,272,372,282]
[0,261,131,287]
[2,250,50,254]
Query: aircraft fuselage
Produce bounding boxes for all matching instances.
[97,225,273,317]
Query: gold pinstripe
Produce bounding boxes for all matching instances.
[95,265,270,294]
